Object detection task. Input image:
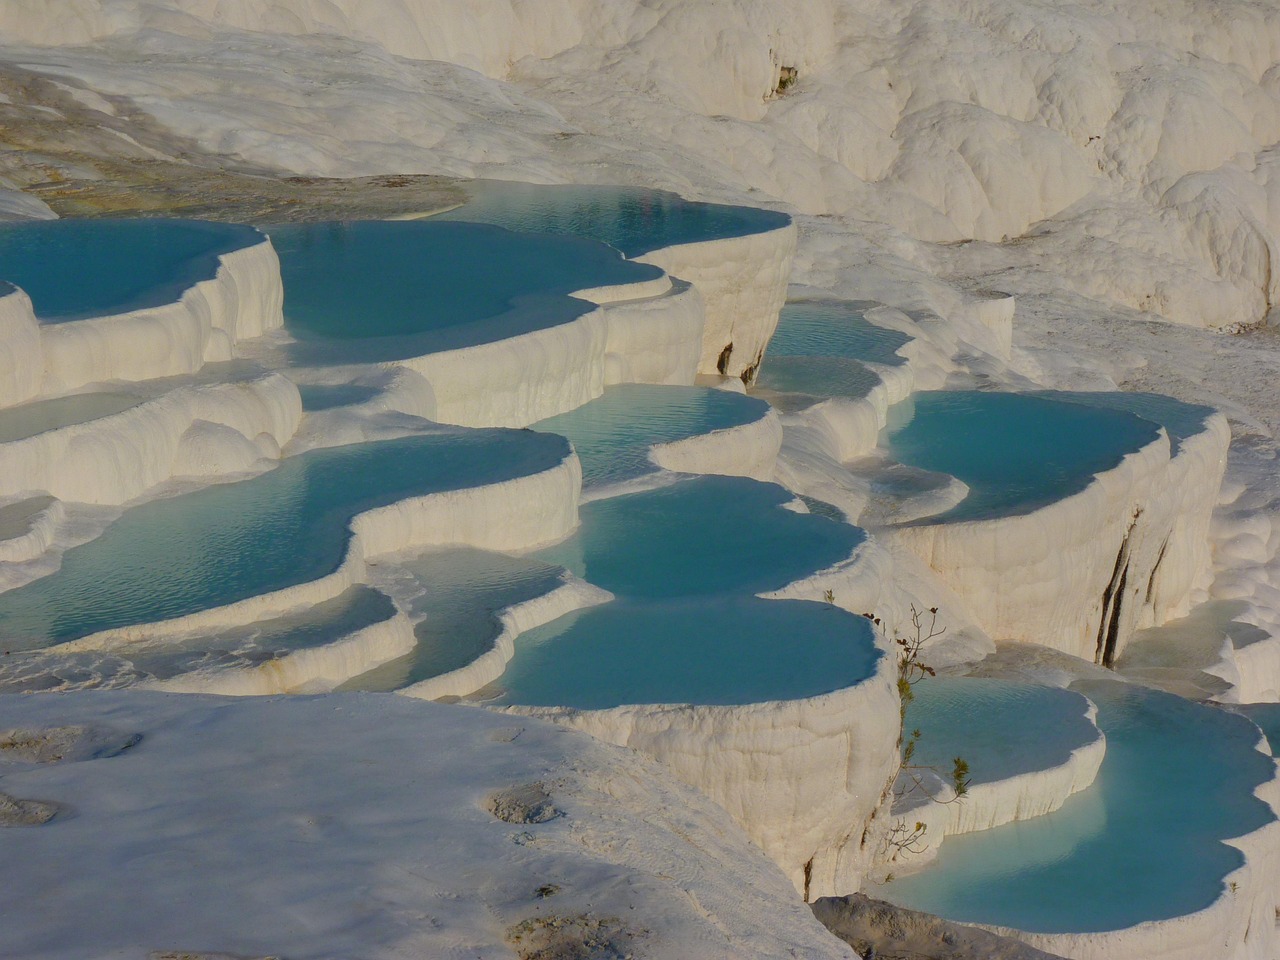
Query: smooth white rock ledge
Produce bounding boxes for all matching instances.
[886,412,1230,664]
[0,690,858,960]
[886,696,1107,872]
[390,278,704,428]
[0,371,302,505]
[637,221,797,381]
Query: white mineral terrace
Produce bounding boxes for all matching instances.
[4,2,1280,952]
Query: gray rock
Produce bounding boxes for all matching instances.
[812,894,1068,960]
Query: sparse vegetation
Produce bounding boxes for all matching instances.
[828,598,971,863]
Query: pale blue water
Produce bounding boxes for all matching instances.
[268,220,662,363]
[0,392,143,443]
[536,475,866,598]
[532,385,772,488]
[768,301,910,366]
[904,677,1099,786]
[0,431,570,649]
[0,586,397,693]
[435,181,790,257]
[755,355,883,402]
[0,219,260,321]
[884,392,1163,522]
[881,681,1275,932]
[487,475,880,709]
[490,596,879,709]
[338,547,567,691]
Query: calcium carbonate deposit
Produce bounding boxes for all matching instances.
[3,3,1280,959]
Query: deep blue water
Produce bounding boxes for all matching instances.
[883,392,1163,521]
[0,219,261,321]
[268,220,661,362]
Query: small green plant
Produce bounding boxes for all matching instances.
[833,601,971,859]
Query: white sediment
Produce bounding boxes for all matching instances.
[0,371,302,505]
[637,221,797,380]
[648,404,784,481]
[146,611,419,696]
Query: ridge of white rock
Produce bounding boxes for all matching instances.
[0,371,302,505]
[636,221,798,380]
[509,661,901,902]
[648,404,784,482]
[395,277,705,429]
[37,234,284,395]
[399,575,614,703]
[885,695,1107,872]
[886,411,1230,665]
[0,286,43,407]
[146,610,418,696]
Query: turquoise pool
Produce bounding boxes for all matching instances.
[435,181,790,257]
[754,356,884,403]
[0,219,261,321]
[533,385,772,489]
[484,475,880,709]
[0,430,570,649]
[883,392,1163,522]
[489,596,878,709]
[879,681,1275,932]
[903,677,1100,786]
[1037,391,1217,455]
[535,475,865,599]
[768,301,910,366]
[269,220,662,362]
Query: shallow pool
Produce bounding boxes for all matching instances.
[883,392,1163,522]
[484,475,879,709]
[768,301,910,366]
[0,392,143,443]
[1036,391,1217,455]
[532,384,772,489]
[489,595,878,709]
[435,181,790,257]
[0,430,570,649]
[269,220,662,363]
[339,547,566,691]
[754,356,883,403]
[0,586,397,693]
[879,681,1275,932]
[0,219,261,321]
[536,475,865,599]
[904,677,1100,786]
